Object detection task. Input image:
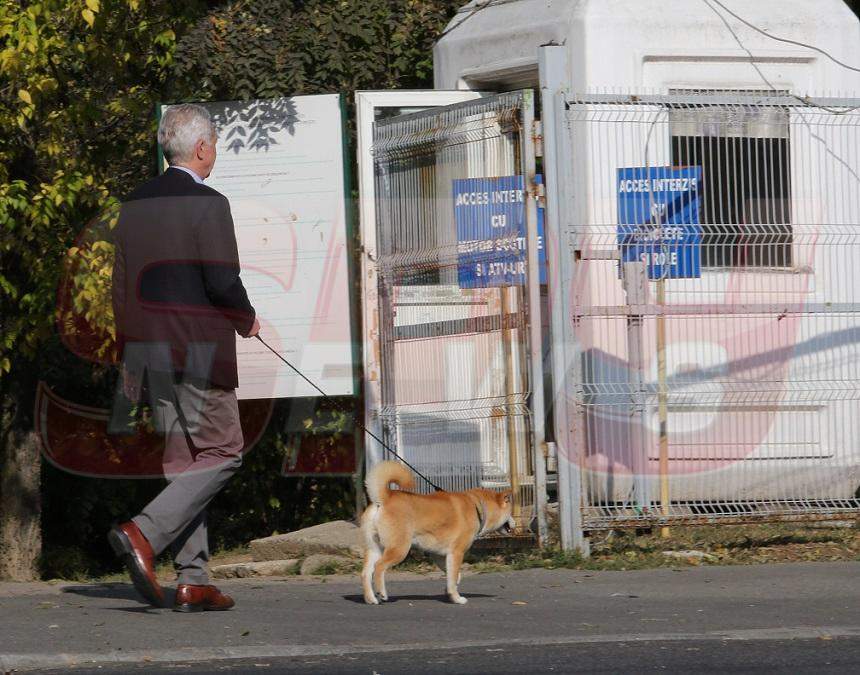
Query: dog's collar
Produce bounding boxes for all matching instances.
[474,501,487,537]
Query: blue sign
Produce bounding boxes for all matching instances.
[617,166,702,279]
[454,175,546,288]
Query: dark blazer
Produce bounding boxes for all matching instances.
[112,167,256,390]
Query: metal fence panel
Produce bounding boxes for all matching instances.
[563,91,860,529]
[371,92,541,532]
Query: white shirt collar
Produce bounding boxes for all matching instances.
[170,165,205,184]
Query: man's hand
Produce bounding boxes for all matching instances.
[245,316,261,338]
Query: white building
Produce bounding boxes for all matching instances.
[427,1,860,534]
[435,0,860,94]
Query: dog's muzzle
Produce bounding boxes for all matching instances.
[500,518,515,534]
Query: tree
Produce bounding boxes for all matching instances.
[0,0,464,579]
[0,0,212,375]
[171,0,462,101]
[0,0,212,580]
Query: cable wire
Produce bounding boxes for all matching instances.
[437,0,504,41]
[254,334,445,493]
[702,0,860,114]
[709,0,860,74]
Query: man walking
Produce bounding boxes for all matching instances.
[108,103,259,612]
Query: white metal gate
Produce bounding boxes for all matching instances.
[549,87,860,537]
[368,92,547,536]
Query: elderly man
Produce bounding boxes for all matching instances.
[108,104,259,612]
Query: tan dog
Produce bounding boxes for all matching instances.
[361,461,515,605]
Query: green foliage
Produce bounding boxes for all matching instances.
[1,0,462,579]
[1,0,462,380]
[172,0,461,101]
[0,0,214,579]
[0,0,209,372]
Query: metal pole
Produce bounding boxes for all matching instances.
[521,89,549,545]
[539,45,588,554]
[623,261,651,511]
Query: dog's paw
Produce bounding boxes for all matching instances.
[364,595,380,605]
[450,595,468,605]
[378,591,389,602]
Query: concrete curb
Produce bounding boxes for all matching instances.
[2,625,859,672]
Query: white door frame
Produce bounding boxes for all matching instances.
[354,90,487,470]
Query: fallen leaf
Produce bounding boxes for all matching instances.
[511,600,528,606]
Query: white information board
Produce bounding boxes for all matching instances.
[162,94,354,399]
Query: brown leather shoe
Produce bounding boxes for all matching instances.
[174,585,235,613]
[107,521,165,608]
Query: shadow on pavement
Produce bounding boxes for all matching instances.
[342,593,495,604]
[62,583,177,608]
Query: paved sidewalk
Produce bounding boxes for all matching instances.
[1,562,858,671]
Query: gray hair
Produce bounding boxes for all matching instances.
[158,103,217,164]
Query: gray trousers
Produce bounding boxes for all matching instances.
[133,381,243,586]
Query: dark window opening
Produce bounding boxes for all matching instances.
[670,104,792,268]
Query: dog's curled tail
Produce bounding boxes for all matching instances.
[365,460,415,505]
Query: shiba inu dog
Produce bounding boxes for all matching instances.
[361,461,515,605]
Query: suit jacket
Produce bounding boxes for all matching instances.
[112,167,256,390]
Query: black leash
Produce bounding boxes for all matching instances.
[255,334,444,492]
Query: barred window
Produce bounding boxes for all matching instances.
[670,91,792,268]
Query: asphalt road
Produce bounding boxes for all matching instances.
[1,562,858,673]
[27,639,860,674]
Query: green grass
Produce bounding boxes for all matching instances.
[310,559,360,576]
[461,522,859,574]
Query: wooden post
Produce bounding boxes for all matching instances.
[501,285,523,525]
[622,261,650,510]
[656,279,670,537]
